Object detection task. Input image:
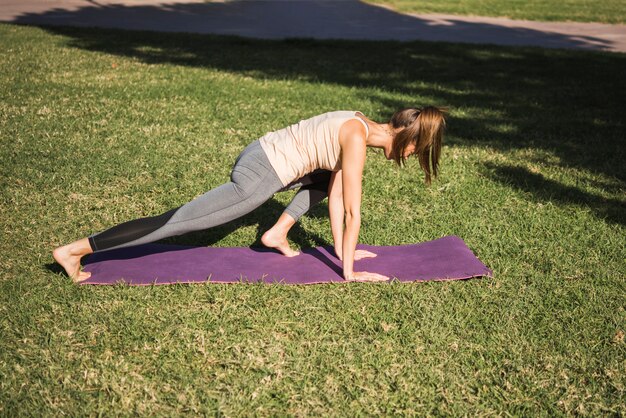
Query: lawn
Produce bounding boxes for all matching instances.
[0,23,624,415]
[365,0,626,24]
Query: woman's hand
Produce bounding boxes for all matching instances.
[354,249,377,260]
[335,249,377,261]
[344,271,389,282]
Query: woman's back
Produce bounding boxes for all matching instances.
[258,110,369,186]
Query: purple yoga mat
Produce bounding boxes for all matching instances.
[80,235,492,285]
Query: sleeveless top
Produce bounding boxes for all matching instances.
[258,110,369,186]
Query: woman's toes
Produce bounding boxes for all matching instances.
[74,271,91,283]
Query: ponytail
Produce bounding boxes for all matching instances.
[389,106,446,184]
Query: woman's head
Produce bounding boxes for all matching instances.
[389,106,446,185]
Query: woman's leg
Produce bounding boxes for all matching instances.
[53,140,284,281]
[261,170,332,255]
[281,170,332,222]
[52,238,96,282]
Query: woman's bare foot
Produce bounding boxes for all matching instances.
[261,213,300,257]
[52,238,93,282]
[261,228,300,257]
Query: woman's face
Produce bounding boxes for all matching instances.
[385,142,415,161]
[402,143,417,159]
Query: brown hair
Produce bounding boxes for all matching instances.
[389,106,446,184]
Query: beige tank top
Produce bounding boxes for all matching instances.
[258,110,369,186]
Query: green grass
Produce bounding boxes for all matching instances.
[365,0,626,24]
[1,23,625,415]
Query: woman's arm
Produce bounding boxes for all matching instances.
[329,170,378,262]
[340,134,365,279]
[339,124,387,282]
[328,170,344,260]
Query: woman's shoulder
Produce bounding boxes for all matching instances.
[323,111,365,129]
[330,110,361,118]
[294,111,361,128]
[311,110,361,119]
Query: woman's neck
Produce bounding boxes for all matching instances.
[360,116,395,159]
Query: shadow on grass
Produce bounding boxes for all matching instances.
[10,13,626,236]
[484,163,626,226]
[20,23,624,184]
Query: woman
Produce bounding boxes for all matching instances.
[53,107,446,282]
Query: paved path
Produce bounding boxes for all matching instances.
[1,0,625,52]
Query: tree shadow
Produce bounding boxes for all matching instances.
[5,0,626,231]
[484,163,626,226]
[6,14,623,183]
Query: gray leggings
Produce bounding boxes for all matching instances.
[88,140,331,252]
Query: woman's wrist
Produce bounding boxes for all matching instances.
[342,256,354,280]
[334,245,343,260]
